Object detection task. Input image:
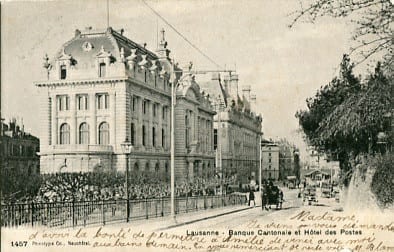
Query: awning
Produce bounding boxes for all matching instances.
[286,176,297,180]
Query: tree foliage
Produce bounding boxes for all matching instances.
[296,56,393,170]
[289,0,393,67]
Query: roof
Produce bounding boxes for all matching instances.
[199,79,227,106]
[52,27,172,73]
[304,170,330,176]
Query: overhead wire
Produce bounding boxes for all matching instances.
[140,0,222,69]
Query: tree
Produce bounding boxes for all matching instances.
[296,57,393,175]
[295,55,361,151]
[289,0,393,67]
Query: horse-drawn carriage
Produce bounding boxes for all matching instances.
[261,185,283,210]
[303,186,318,205]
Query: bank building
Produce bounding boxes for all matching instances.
[35,27,216,182]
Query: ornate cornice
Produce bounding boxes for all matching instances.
[34,77,128,87]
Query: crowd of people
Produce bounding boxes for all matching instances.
[2,172,237,204]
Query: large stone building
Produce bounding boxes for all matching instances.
[261,139,279,180]
[200,74,263,184]
[35,27,215,182]
[0,118,40,181]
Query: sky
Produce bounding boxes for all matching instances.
[1,0,362,159]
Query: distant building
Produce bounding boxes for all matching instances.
[276,139,300,181]
[200,74,262,184]
[261,139,279,180]
[0,118,40,177]
[35,27,215,182]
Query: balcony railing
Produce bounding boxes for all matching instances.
[50,144,113,153]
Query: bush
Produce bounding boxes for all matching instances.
[371,153,394,208]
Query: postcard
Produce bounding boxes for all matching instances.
[1,0,393,251]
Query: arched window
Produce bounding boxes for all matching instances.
[134,163,139,172]
[79,123,89,144]
[155,163,159,173]
[98,122,109,145]
[59,123,70,144]
[145,162,150,172]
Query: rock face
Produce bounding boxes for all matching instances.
[343,165,380,213]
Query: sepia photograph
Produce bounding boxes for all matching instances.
[1,0,393,251]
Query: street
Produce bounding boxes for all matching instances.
[166,187,339,232]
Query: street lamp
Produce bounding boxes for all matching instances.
[121,139,132,222]
[259,134,262,195]
[213,96,224,195]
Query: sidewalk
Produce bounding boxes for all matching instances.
[111,203,254,232]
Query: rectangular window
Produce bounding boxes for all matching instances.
[130,123,135,146]
[143,100,148,114]
[99,63,106,77]
[152,127,156,147]
[162,106,166,120]
[162,128,165,148]
[269,158,272,163]
[77,94,88,110]
[132,96,137,112]
[57,95,70,111]
[214,129,218,150]
[142,125,146,146]
[60,65,67,79]
[97,93,109,109]
[153,103,157,117]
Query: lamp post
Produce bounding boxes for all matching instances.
[259,134,262,194]
[121,140,132,222]
[214,96,224,195]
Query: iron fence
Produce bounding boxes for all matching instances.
[1,194,247,228]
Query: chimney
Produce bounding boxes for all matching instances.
[242,85,251,102]
[250,94,256,112]
[229,74,239,100]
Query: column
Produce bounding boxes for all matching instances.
[110,92,116,145]
[147,101,152,149]
[89,93,97,144]
[137,98,143,147]
[188,161,194,182]
[158,104,163,148]
[70,94,77,144]
[51,94,57,145]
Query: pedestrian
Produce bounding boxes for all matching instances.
[248,187,255,207]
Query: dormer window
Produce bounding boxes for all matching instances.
[99,62,106,77]
[60,65,67,79]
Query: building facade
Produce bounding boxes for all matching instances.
[36,27,215,182]
[0,119,40,197]
[261,139,280,180]
[200,74,262,184]
[277,139,300,181]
